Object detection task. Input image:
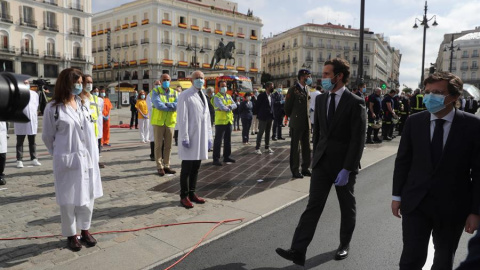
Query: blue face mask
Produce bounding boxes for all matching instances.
[92,92,99,96]
[72,83,83,95]
[306,77,312,86]
[277,88,282,93]
[100,92,106,97]
[423,93,448,114]
[194,78,204,89]
[162,81,170,89]
[321,74,338,92]
[141,94,145,99]
[362,88,367,93]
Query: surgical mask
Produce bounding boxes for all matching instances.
[154,84,161,88]
[254,92,258,96]
[100,92,106,97]
[72,83,83,95]
[92,92,99,96]
[220,87,227,94]
[134,92,138,97]
[423,93,448,114]
[194,78,204,89]
[162,81,170,89]
[362,88,366,93]
[85,83,93,92]
[306,77,312,86]
[141,94,145,99]
[277,88,282,93]
[247,96,251,101]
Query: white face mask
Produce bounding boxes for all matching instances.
[220,87,227,94]
[86,83,93,92]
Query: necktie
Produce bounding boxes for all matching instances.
[327,93,336,126]
[431,119,446,166]
[198,91,205,105]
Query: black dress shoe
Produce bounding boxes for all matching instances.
[275,248,305,266]
[335,244,349,260]
[67,236,82,251]
[212,160,223,166]
[80,230,97,247]
[365,139,374,144]
[383,136,392,141]
[292,172,304,179]
[278,137,286,140]
[224,157,236,163]
[301,170,312,177]
[0,175,5,185]
[271,137,277,141]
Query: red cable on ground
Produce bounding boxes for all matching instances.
[0,218,244,269]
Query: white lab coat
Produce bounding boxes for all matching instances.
[42,98,103,206]
[146,92,154,142]
[309,90,321,124]
[0,122,7,153]
[14,90,39,135]
[97,97,104,139]
[177,87,212,160]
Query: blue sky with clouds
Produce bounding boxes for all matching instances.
[93,0,480,88]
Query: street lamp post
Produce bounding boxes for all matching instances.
[186,44,204,69]
[413,0,438,86]
[444,34,461,73]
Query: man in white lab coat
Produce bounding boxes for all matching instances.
[177,70,213,208]
[14,80,41,168]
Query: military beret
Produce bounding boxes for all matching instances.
[298,69,311,77]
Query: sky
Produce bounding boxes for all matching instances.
[93,0,480,89]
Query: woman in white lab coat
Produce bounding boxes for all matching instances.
[42,68,103,251]
[176,71,212,208]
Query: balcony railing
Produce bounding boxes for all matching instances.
[472,54,479,58]
[249,51,258,56]
[352,60,358,64]
[177,41,188,47]
[70,4,84,12]
[43,0,58,6]
[344,46,351,51]
[20,18,37,28]
[326,44,333,49]
[44,51,61,59]
[0,13,13,23]
[461,66,469,71]
[305,42,314,47]
[98,46,104,52]
[237,49,245,55]
[0,46,15,54]
[162,38,172,45]
[462,54,469,58]
[203,44,212,50]
[123,74,130,80]
[92,47,97,53]
[317,57,324,63]
[70,28,84,36]
[318,44,325,48]
[72,53,85,61]
[132,74,138,80]
[292,57,298,63]
[305,56,313,62]
[353,47,359,51]
[122,42,129,47]
[21,48,39,56]
[114,43,121,49]
[471,66,478,70]
[293,43,298,48]
[143,73,149,79]
[130,40,138,46]
[141,38,149,44]
[43,23,59,32]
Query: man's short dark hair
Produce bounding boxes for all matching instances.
[218,80,226,86]
[265,81,273,89]
[423,71,463,97]
[324,58,350,84]
[389,89,396,94]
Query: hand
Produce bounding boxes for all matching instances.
[334,169,350,186]
[465,214,480,234]
[371,113,376,119]
[391,200,402,218]
[208,139,213,149]
[165,103,172,108]
[182,140,190,148]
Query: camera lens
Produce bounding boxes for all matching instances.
[0,72,31,123]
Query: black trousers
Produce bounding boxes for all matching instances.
[272,114,284,139]
[179,160,202,198]
[98,139,102,153]
[16,135,37,161]
[130,110,138,128]
[256,119,272,150]
[398,114,408,135]
[150,142,155,159]
[213,124,232,161]
[0,153,5,175]
[289,127,311,174]
[291,159,356,254]
[400,196,466,270]
[241,118,252,143]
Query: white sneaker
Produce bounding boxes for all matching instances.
[16,161,24,168]
[32,159,42,166]
[265,148,274,154]
[254,149,262,155]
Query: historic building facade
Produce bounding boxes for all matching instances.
[91,0,263,91]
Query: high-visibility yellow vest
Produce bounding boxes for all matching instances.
[413,94,425,111]
[151,87,177,128]
[213,92,233,125]
[89,94,99,137]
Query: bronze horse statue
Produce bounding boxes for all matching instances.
[210,41,235,69]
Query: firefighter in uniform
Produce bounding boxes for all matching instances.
[366,88,383,144]
[391,90,400,138]
[397,93,410,136]
[381,89,396,141]
[410,88,425,114]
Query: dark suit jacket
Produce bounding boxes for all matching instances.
[393,109,480,216]
[285,83,310,131]
[272,92,285,117]
[129,95,137,111]
[255,92,274,121]
[312,89,366,174]
[465,99,478,114]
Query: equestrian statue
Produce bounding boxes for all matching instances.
[210,38,235,69]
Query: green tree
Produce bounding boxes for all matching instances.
[261,71,274,85]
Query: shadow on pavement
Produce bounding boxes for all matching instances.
[0,192,55,205]
[0,240,64,267]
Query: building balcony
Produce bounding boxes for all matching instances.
[177,41,188,47]
[472,54,479,58]
[141,38,149,44]
[43,0,58,6]
[71,54,85,61]
[365,47,371,52]
[318,44,325,48]
[114,43,121,49]
[92,48,97,53]
[460,66,469,71]
[0,46,15,54]
[203,44,212,50]
[122,42,129,48]
[292,57,298,63]
[44,51,61,59]
[19,18,37,28]
[70,4,84,12]
[344,46,351,51]
[317,57,324,63]
[249,51,258,56]
[132,74,138,80]
[471,66,478,70]
[305,42,314,47]
[70,28,84,36]
[293,43,298,48]
[237,49,245,55]
[462,55,469,58]
[364,61,370,65]
[353,47,359,51]
[162,38,172,45]
[0,13,13,24]
[98,46,104,52]
[326,44,333,49]
[130,40,138,46]
[352,60,358,64]
[305,56,313,62]
[21,48,39,56]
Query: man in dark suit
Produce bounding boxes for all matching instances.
[271,84,285,141]
[129,90,138,129]
[254,82,275,154]
[392,72,480,270]
[465,96,478,114]
[284,69,313,178]
[276,58,366,266]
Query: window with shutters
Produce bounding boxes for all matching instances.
[0,30,8,49]
[72,17,80,32]
[21,6,35,27]
[45,11,57,30]
[46,39,55,56]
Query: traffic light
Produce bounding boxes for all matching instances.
[381,83,387,90]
